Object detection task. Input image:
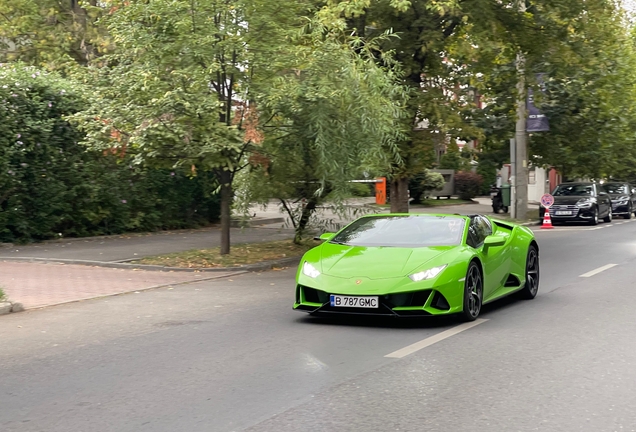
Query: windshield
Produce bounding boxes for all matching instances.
[553,184,594,196]
[603,183,628,194]
[330,215,466,247]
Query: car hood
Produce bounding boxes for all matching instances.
[553,196,592,205]
[317,243,457,279]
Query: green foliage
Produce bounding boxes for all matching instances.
[409,170,445,204]
[0,0,109,71]
[0,65,219,243]
[476,159,498,195]
[238,22,408,242]
[454,171,484,200]
[349,182,373,197]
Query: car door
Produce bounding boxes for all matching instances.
[467,216,509,300]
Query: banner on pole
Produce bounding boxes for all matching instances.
[527,73,550,132]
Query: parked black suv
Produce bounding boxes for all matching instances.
[539,182,612,225]
[602,182,636,219]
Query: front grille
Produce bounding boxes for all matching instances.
[430,291,450,310]
[551,204,578,212]
[300,286,329,303]
[386,290,432,307]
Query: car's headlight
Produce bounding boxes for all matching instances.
[409,265,447,282]
[576,199,593,208]
[302,262,320,278]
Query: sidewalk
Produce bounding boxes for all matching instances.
[0,196,536,312]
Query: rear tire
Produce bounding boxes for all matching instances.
[459,262,483,322]
[603,209,612,223]
[519,245,539,300]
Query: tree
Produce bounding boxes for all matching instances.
[238,23,407,242]
[0,0,109,71]
[71,0,308,254]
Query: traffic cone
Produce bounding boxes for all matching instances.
[541,207,554,229]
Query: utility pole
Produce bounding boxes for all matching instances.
[514,0,528,220]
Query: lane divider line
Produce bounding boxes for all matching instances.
[580,264,617,278]
[384,319,488,359]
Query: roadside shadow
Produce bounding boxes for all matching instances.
[296,313,463,330]
[294,294,528,329]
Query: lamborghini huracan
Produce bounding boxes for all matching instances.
[293,214,539,321]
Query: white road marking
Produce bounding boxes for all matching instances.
[384,319,488,359]
[580,264,617,278]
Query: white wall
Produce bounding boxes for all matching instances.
[497,165,548,203]
[527,167,549,203]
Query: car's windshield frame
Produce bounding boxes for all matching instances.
[329,215,467,248]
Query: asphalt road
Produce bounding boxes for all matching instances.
[2,218,636,431]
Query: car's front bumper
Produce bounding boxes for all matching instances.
[611,202,631,215]
[541,206,596,222]
[293,282,464,318]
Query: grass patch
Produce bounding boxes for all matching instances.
[135,240,315,268]
[0,287,5,301]
[417,198,475,207]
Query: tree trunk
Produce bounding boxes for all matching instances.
[390,177,409,213]
[219,169,232,255]
[295,198,318,244]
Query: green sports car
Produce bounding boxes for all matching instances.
[294,214,539,321]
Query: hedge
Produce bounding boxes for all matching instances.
[0,65,219,243]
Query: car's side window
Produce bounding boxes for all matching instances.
[466,217,479,248]
[595,184,603,196]
[475,216,492,242]
[467,216,491,248]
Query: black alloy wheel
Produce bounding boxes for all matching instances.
[589,207,599,226]
[460,262,483,322]
[519,245,539,300]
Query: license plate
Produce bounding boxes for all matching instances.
[555,211,572,215]
[330,295,379,308]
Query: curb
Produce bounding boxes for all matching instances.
[0,255,303,273]
[0,300,25,315]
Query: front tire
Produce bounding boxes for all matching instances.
[519,245,539,300]
[460,262,483,321]
[589,207,599,225]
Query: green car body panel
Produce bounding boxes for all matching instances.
[293,213,537,317]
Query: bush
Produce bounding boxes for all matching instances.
[409,170,446,203]
[454,171,483,200]
[476,160,498,195]
[0,65,219,243]
[350,182,373,197]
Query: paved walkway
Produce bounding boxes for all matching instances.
[0,196,537,311]
[0,261,238,309]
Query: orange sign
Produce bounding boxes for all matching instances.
[375,177,386,205]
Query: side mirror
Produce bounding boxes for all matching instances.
[314,232,335,241]
[484,235,506,247]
